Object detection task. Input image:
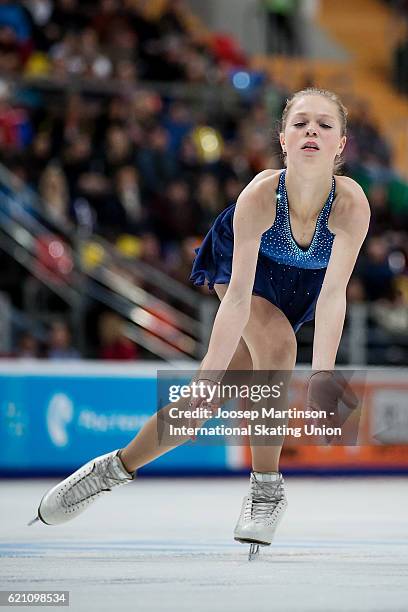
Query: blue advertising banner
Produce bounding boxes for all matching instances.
[0,363,233,475]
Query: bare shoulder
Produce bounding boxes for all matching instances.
[330,174,371,236]
[234,169,281,233]
[240,168,282,197]
[335,174,366,198]
[333,175,370,210]
[243,168,282,190]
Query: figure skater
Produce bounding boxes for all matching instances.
[30,88,370,560]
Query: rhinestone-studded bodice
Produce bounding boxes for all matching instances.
[259,170,336,270]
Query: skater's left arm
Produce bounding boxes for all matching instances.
[312,181,370,370]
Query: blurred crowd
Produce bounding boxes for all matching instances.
[0,0,408,362]
[15,314,139,360]
[0,0,246,83]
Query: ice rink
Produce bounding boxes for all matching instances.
[1,476,408,612]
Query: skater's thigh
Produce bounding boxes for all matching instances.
[213,284,252,371]
[213,283,297,370]
[212,284,252,380]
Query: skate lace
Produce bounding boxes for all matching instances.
[62,457,127,509]
[245,477,285,524]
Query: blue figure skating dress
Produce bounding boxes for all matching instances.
[190,169,336,333]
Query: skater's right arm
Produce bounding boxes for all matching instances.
[198,173,278,376]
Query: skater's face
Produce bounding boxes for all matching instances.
[280,95,346,172]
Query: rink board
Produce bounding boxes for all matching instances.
[0,362,407,475]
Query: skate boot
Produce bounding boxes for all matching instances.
[234,471,287,560]
[28,449,135,526]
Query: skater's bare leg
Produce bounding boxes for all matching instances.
[210,285,297,473]
[236,290,297,473]
[119,337,253,473]
[214,285,296,473]
[229,297,295,553]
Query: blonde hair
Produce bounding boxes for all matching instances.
[280,88,348,173]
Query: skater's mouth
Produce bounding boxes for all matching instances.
[301,141,320,150]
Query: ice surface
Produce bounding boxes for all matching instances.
[1,477,408,612]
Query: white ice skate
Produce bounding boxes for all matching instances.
[28,449,135,526]
[234,471,287,560]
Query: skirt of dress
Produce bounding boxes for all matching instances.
[190,204,327,333]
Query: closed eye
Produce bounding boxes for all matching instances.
[294,122,333,129]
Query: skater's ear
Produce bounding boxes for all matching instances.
[279,132,286,152]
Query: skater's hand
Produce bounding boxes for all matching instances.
[306,370,359,442]
[188,378,219,441]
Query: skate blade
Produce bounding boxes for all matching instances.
[234,537,270,546]
[27,516,40,526]
[248,543,260,561]
[234,537,270,560]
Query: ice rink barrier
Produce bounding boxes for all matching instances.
[0,362,407,476]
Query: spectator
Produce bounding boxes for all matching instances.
[111,165,146,235]
[193,173,225,234]
[103,125,135,177]
[346,276,366,303]
[49,93,89,155]
[0,90,33,152]
[62,132,93,191]
[162,101,193,154]
[106,21,139,66]
[24,0,53,31]
[74,171,114,237]
[0,1,33,69]
[93,96,131,152]
[372,287,408,337]
[79,27,113,79]
[129,88,162,126]
[49,30,85,77]
[358,236,395,301]
[15,331,40,358]
[0,25,25,73]
[150,178,196,244]
[25,130,53,184]
[224,176,245,205]
[346,101,392,171]
[169,236,201,287]
[98,311,138,360]
[367,182,395,235]
[38,163,72,227]
[1,161,37,220]
[178,133,201,184]
[124,0,161,67]
[45,0,88,46]
[156,0,189,38]
[208,140,242,184]
[91,0,121,45]
[46,319,80,359]
[115,58,139,87]
[138,232,169,275]
[136,125,178,195]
